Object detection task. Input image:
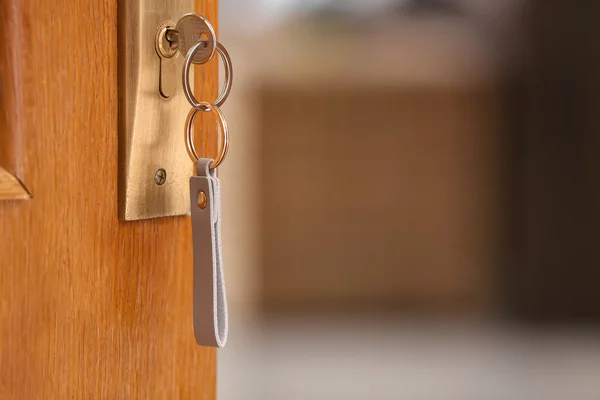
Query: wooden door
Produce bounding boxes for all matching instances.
[0,0,218,398]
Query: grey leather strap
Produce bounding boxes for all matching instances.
[189,159,228,348]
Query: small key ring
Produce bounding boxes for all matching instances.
[185,101,230,169]
[183,41,233,111]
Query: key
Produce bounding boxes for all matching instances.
[174,13,217,64]
[155,14,217,97]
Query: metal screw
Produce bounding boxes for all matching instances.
[155,169,167,186]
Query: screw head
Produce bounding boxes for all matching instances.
[155,169,167,186]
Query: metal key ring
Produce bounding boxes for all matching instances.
[183,41,233,111]
[185,102,230,169]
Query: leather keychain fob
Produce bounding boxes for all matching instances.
[190,158,228,348]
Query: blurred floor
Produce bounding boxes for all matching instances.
[219,314,600,400]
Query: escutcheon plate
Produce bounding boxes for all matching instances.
[118,0,196,221]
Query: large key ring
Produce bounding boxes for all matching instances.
[185,101,230,169]
[183,41,233,111]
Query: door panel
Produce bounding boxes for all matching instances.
[0,0,218,398]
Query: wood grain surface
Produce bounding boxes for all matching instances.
[0,167,30,200]
[0,0,21,176]
[0,0,219,398]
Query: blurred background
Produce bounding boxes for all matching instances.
[215,0,600,398]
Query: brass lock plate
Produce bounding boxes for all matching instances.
[118,0,194,221]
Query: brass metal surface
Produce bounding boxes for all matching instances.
[118,0,195,221]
